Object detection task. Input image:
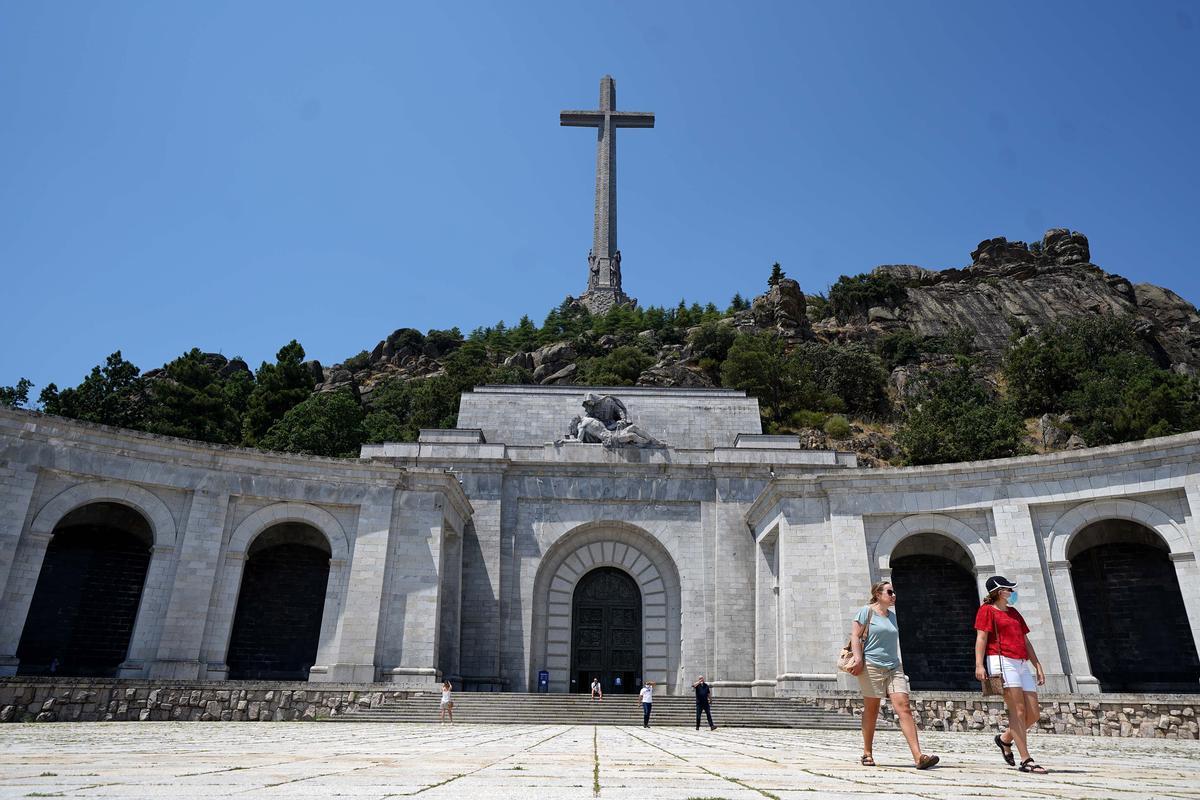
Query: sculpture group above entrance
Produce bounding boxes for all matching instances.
[560,392,665,448]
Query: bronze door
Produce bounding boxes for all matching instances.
[571,567,641,694]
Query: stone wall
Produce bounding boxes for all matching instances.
[813,692,1198,739]
[0,678,413,723]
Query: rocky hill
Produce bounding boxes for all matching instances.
[304,228,1199,465]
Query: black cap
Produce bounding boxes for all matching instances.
[985,575,1017,594]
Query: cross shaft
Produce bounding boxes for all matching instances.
[560,75,654,301]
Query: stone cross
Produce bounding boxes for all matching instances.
[561,75,653,313]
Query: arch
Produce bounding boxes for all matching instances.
[1048,499,1189,563]
[17,505,154,676]
[570,566,642,694]
[31,480,177,548]
[203,503,348,680]
[227,502,349,562]
[531,521,682,694]
[1069,528,1200,691]
[874,514,994,574]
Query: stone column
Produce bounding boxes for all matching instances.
[989,502,1070,692]
[457,471,504,688]
[437,526,463,684]
[775,494,847,695]
[711,475,764,696]
[1045,559,1099,693]
[0,530,51,675]
[0,463,38,613]
[1177,484,1200,680]
[117,544,179,677]
[149,489,230,679]
[318,485,397,683]
[377,491,447,689]
[752,527,779,697]
[1170,552,1200,688]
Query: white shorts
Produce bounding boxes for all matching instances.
[987,655,1037,692]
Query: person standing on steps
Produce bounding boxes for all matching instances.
[639,680,654,728]
[439,680,454,724]
[591,676,603,701]
[846,580,939,769]
[975,575,1049,775]
[692,675,716,730]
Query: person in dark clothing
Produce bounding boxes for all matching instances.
[692,675,716,730]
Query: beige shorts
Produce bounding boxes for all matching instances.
[856,663,910,698]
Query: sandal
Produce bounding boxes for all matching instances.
[916,753,939,770]
[994,734,1015,766]
[1019,758,1047,774]
[860,754,876,766]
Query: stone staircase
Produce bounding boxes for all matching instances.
[332,692,871,729]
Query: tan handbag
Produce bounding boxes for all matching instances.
[981,605,1005,696]
[837,607,873,673]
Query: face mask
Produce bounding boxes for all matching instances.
[1007,591,1019,606]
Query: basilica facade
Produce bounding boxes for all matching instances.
[1,384,1198,696]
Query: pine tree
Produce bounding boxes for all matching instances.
[768,262,785,287]
[241,340,315,445]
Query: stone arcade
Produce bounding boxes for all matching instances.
[1,76,1198,702]
[1,386,1199,697]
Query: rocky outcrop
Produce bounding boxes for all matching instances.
[751,277,809,338]
[849,229,1200,371]
[637,361,714,388]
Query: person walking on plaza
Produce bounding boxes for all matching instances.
[639,681,654,728]
[975,575,1048,774]
[439,680,454,724]
[692,675,716,730]
[845,580,939,769]
[591,677,603,701]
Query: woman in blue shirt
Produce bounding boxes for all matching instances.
[846,579,938,769]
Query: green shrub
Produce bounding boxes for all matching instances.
[823,415,851,439]
[343,350,371,372]
[828,272,909,322]
[789,409,828,429]
[897,361,1023,465]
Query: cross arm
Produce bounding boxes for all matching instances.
[611,111,654,128]
[560,111,605,127]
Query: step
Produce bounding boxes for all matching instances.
[330,693,872,729]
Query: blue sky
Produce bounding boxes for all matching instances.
[3,1,1198,395]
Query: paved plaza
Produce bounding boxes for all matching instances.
[1,723,1197,800]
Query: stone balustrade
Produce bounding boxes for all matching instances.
[813,692,1198,739]
[0,678,413,723]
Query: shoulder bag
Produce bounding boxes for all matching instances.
[837,607,874,673]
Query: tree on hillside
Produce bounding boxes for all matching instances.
[39,351,147,429]
[896,361,1023,465]
[721,331,794,423]
[578,346,654,386]
[1,378,32,408]
[768,262,785,287]
[241,340,315,445]
[146,349,240,443]
[260,388,366,458]
[727,293,750,313]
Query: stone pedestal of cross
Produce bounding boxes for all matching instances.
[561,75,654,314]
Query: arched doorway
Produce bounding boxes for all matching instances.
[571,567,641,694]
[16,502,153,677]
[227,523,331,680]
[890,533,978,690]
[1069,519,1200,692]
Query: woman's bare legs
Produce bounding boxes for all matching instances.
[1001,686,1032,762]
[861,696,881,758]
[889,692,924,764]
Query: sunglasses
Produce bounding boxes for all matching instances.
[885,589,896,596]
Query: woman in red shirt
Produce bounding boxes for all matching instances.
[974,575,1048,774]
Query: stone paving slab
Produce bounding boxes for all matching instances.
[1,722,1197,800]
